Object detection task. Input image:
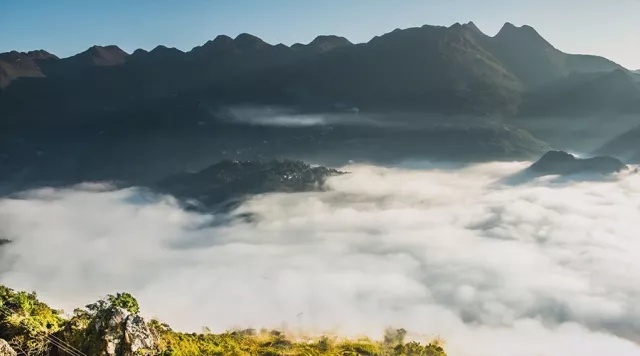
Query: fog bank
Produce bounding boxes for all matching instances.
[1,162,640,356]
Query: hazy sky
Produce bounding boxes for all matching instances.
[1,0,639,68]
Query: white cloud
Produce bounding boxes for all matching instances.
[1,162,640,355]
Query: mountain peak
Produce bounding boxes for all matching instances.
[234,33,268,50]
[307,35,353,52]
[71,45,128,66]
[212,34,233,45]
[494,22,553,50]
[465,21,482,33]
[25,50,58,60]
[496,22,542,38]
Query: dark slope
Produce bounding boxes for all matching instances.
[0,108,550,191]
[594,125,640,163]
[521,69,640,116]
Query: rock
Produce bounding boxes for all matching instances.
[527,150,627,176]
[0,339,17,356]
[122,314,156,356]
[93,307,156,356]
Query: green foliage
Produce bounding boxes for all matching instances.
[86,292,140,315]
[107,292,140,314]
[0,285,64,355]
[0,285,448,356]
[152,326,447,356]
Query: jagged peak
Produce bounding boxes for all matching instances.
[465,21,483,34]
[26,49,58,60]
[494,22,554,48]
[495,22,541,38]
[0,49,58,61]
[449,21,486,36]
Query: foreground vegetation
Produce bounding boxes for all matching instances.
[0,285,447,356]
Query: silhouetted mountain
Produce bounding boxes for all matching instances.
[527,151,627,176]
[0,22,626,124]
[293,35,353,53]
[158,159,343,209]
[67,45,128,66]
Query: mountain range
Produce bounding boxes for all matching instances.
[1,22,636,121]
[1,21,639,190]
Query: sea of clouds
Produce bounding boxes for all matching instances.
[1,162,640,356]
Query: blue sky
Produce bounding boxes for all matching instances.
[1,0,639,68]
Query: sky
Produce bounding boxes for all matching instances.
[1,0,639,68]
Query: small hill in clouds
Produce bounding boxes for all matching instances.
[527,150,627,176]
[157,159,344,210]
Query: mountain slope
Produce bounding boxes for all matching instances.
[471,23,621,89]
[594,124,640,163]
[521,69,640,115]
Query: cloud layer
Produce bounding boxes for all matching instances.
[1,163,640,355]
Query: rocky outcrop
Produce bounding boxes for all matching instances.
[55,306,156,356]
[93,308,156,356]
[0,338,17,356]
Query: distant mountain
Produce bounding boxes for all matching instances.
[527,151,627,176]
[0,21,629,190]
[594,125,640,163]
[0,22,626,125]
[158,160,343,209]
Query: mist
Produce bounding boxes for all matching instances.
[1,162,640,356]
